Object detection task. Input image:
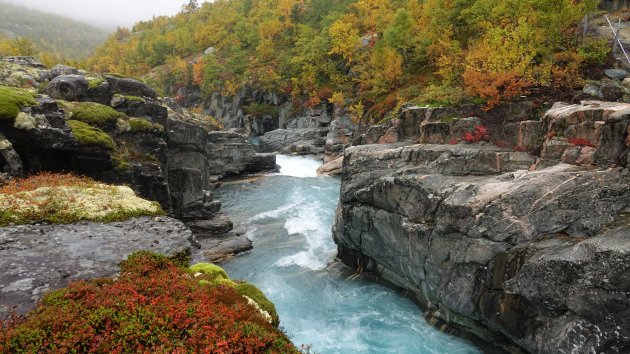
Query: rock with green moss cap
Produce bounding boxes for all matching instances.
[128,117,155,133]
[190,262,280,326]
[70,102,126,128]
[0,85,36,124]
[67,119,115,150]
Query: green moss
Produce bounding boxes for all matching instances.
[87,77,105,89]
[0,85,37,123]
[189,262,229,280]
[128,117,154,132]
[125,95,146,103]
[67,120,115,149]
[236,282,279,326]
[71,102,125,127]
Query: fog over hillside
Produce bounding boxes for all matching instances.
[1,0,206,30]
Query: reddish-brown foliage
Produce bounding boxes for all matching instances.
[449,138,459,145]
[0,172,95,194]
[463,125,490,143]
[0,252,297,353]
[568,137,595,147]
[513,146,528,152]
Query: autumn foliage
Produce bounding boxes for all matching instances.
[0,251,297,353]
[86,0,604,121]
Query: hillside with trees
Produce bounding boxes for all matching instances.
[87,0,606,122]
[0,1,109,61]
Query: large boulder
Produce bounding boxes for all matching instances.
[104,75,157,99]
[43,74,89,101]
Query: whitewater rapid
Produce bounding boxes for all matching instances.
[217,155,480,354]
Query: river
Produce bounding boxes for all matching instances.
[216,155,481,354]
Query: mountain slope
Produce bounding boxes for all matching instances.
[0,1,109,59]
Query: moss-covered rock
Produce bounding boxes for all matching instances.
[67,119,115,149]
[235,282,279,326]
[0,85,36,123]
[87,77,105,89]
[70,102,125,127]
[190,262,279,326]
[128,117,154,132]
[190,262,229,280]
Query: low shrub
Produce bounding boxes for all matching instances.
[463,125,490,143]
[67,119,115,149]
[70,102,125,127]
[0,85,36,123]
[0,252,297,353]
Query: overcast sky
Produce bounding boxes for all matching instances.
[2,0,206,31]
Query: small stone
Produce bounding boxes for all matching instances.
[605,68,628,80]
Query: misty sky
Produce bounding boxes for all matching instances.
[2,0,207,31]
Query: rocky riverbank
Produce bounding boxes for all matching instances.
[332,101,630,353]
[0,56,278,263]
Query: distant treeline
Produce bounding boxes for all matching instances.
[0,1,109,60]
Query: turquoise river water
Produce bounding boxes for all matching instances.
[217,155,481,354]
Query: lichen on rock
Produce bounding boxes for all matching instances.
[0,173,163,226]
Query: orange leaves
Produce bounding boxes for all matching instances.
[0,172,95,194]
[463,69,530,109]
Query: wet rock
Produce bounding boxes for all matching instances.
[44,74,89,101]
[186,214,233,235]
[317,156,343,176]
[0,217,194,320]
[333,140,630,353]
[200,232,253,263]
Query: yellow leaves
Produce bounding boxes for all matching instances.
[328,92,345,106]
[328,17,360,63]
[349,101,365,124]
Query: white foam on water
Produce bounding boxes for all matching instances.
[275,154,322,177]
[276,202,336,270]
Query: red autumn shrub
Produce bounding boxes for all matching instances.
[0,251,297,353]
[449,138,458,145]
[463,125,489,143]
[513,146,528,152]
[568,138,595,147]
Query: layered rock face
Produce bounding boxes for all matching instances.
[333,101,630,353]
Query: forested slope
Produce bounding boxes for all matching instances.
[88,0,607,121]
[0,1,109,60]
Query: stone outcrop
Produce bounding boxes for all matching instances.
[333,102,630,353]
[0,216,194,319]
